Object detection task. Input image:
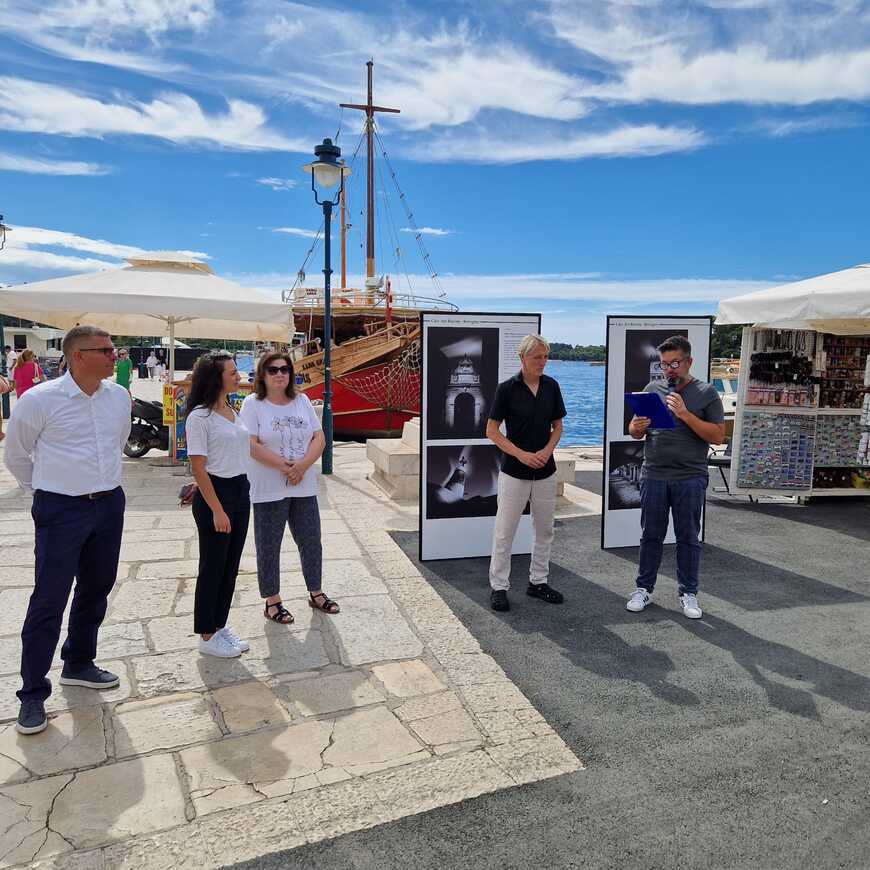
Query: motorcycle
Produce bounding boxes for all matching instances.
[125,397,170,458]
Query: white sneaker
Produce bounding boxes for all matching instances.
[626,588,651,612]
[218,626,249,652]
[680,593,703,619]
[198,633,241,658]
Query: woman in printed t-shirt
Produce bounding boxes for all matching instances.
[239,351,338,625]
[185,352,252,658]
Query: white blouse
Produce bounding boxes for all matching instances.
[184,406,250,478]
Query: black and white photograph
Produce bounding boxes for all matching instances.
[425,444,516,520]
[622,328,689,434]
[607,440,645,511]
[425,327,499,440]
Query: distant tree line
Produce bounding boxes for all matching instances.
[710,324,743,358]
[548,342,606,361]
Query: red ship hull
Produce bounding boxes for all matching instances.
[301,360,420,440]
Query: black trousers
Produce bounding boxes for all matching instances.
[192,473,250,634]
[19,487,125,704]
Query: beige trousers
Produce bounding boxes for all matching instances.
[488,471,557,591]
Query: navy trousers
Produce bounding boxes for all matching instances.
[636,476,706,596]
[19,487,125,704]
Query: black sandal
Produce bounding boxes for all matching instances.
[264,600,295,624]
[308,592,340,614]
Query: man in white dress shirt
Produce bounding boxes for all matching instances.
[4,325,131,734]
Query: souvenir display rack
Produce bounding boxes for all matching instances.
[730,327,870,497]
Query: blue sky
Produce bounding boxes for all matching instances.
[2,0,870,343]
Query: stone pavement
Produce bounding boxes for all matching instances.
[0,439,582,869]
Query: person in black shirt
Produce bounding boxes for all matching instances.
[486,334,567,612]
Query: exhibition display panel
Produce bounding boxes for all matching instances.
[729,327,870,497]
[419,311,540,561]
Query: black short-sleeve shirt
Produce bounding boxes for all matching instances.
[488,372,567,480]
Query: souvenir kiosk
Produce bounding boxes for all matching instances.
[717,264,870,498]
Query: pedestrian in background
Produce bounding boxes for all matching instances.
[6,346,18,369]
[626,335,725,619]
[4,325,130,735]
[185,351,252,658]
[114,348,133,394]
[240,351,337,624]
[486,334,566,612]
[0,370,11,442]
[145,351,158,380]
[11,349,44,399]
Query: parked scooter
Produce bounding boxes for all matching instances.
[125,397,170,458]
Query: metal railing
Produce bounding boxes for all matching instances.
[282,286,458,312]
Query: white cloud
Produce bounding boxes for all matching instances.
[0,152,111,175]
[596,45,870,105]
[401,226,452,236]
[257,177,298,191]
[754,113,861,137]
[272,227,319,238]
[0,77,306,151]
[0,248,119,274]
[3,225,210,273]
[411,124,706,163]
[48,0,217,36]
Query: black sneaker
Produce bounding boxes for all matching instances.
[490,590,510,612]
[16,699,47,735]
[526,583,564,604]
[59,665,120,689]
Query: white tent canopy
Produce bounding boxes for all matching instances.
[716,263,870,335]
[0,257,292,378]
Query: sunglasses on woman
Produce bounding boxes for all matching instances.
[266,364,291,375]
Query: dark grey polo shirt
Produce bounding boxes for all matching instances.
[641,379,724,481]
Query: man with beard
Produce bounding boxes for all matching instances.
[626,335,724,619]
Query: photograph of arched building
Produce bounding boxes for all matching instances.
[426,327,499,439]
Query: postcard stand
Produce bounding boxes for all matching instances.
[729,327,870,498]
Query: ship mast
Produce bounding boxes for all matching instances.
[340,61,400,294]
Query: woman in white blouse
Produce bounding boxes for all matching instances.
[185,352,252,658]
[240,351,337,625]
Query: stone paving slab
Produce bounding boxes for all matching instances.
[0,443,582,868]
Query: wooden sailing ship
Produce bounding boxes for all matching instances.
[283,62,457,438]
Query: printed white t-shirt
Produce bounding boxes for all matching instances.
[239,393,321,503]
[184,406,250,478]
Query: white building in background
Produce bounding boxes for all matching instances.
[3,325,65,358]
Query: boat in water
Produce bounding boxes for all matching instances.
[282,62,456,438]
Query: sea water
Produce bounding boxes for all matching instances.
[545,359,605,446]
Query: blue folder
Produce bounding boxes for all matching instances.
[624,391,676,429]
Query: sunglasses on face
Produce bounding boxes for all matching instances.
[266,365,291,375]
[79,347,116,357]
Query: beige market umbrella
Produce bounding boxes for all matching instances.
[0,255,292,378]
[717,262,870,334]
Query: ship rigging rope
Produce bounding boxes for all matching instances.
[375,157,415,299]
[374,130,447,299]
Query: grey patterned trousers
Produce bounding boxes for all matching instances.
[252,496,322,597]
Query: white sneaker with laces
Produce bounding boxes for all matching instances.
[680,593,703,619]
[219,626,250,652]
[198,633,242,658]
[626,588,651,612]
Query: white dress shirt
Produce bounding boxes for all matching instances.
[3,373,132,496]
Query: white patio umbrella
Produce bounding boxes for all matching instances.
[717,263,870,334]
[0,255,292,379]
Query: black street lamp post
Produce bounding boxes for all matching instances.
[301,138,349,476]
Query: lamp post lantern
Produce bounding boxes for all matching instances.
[301,138,350,475]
